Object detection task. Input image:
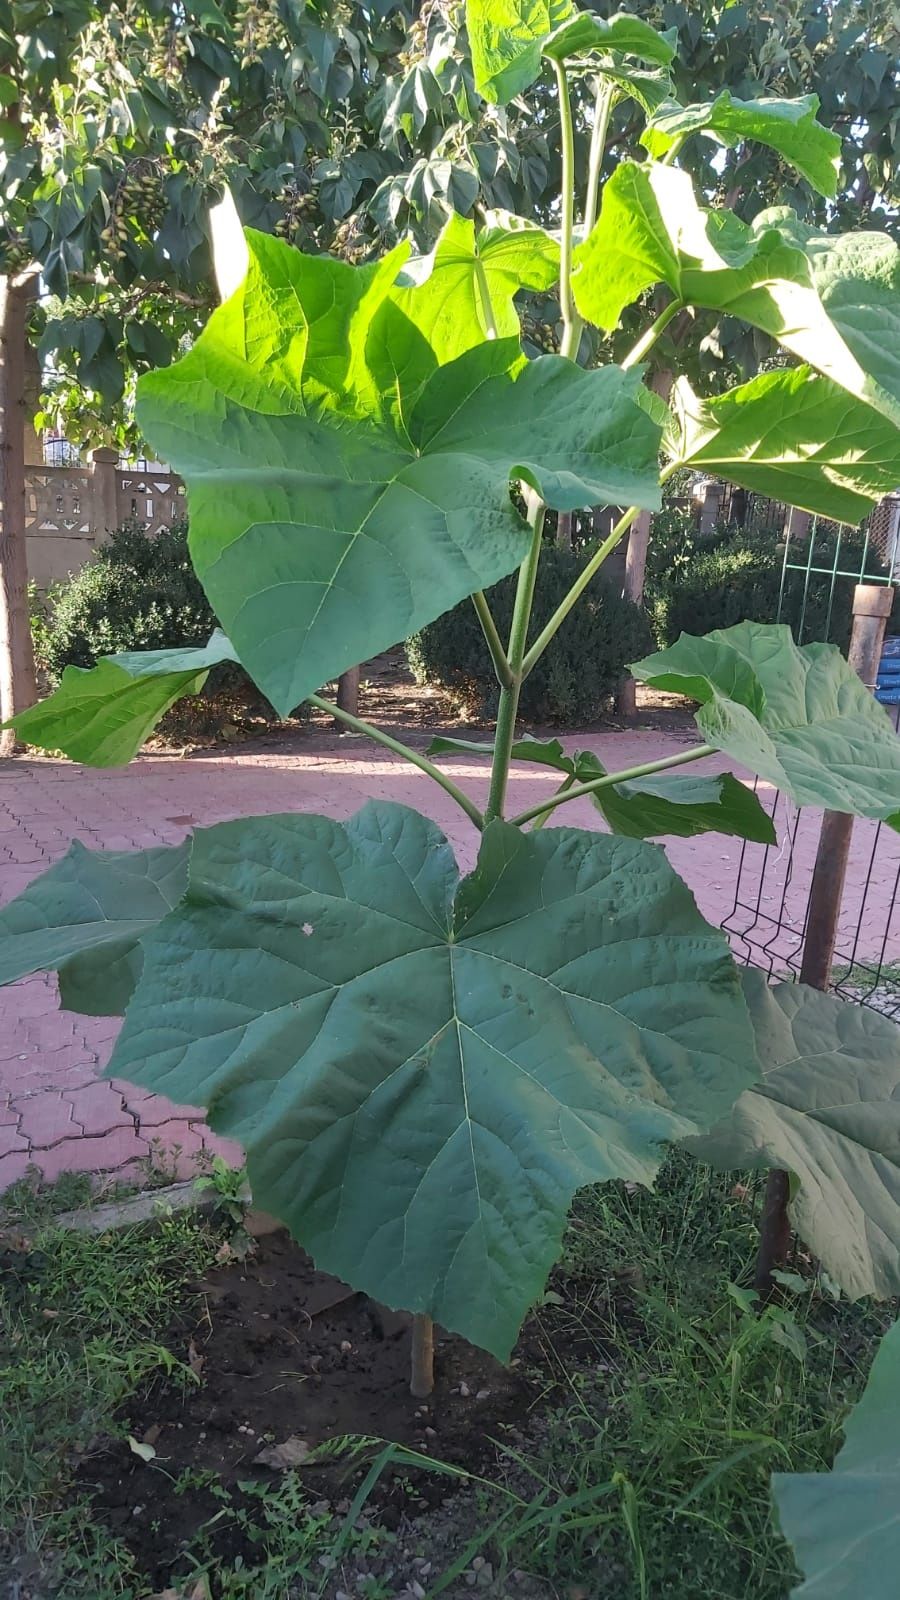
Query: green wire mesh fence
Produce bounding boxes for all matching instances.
[721,498,900,1018]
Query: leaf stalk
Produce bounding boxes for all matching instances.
[484,494,546,823]
[308,694,484,830]
[508,744,716,828]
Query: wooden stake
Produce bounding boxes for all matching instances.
[410,1312,435,1397]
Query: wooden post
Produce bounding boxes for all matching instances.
[616,508,652,716]
[754,582,895,1293]
[556,510,573,549]
[0,274,38,756]
[335,665,360,723]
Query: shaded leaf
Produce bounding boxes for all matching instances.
[691,972,900,1300]
[773,1317,900,1596]
[105,801,757,1360]
[642,91,841,197]
[631,621,900,828]
[137,226,663,718]
[592,769,776,843]
[6,633,237,765]
[666,367,900,522]
[0,838,190,1015]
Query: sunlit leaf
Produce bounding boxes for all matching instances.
[5,633,237,766]
[395,209,559,347]
[631,621,900,827]
[137,226,663,717]
[573,162,900,429]
[666,367,900,522]
[642,92,841,197]
[774,1316,900,1596]
[105,801,757,1360]
[541,13,676,67]
[466,0,574,105]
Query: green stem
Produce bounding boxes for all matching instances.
[309,693,484,830]
[620,299,684,371]
[660,134,687,167]
[521,461,679,678]
[531,773,574,829]
[472,590,515,690]
[584,79,615,237]
[521,504,640,677]
[484,495,546,823]
[553,59,582,362]
[474,256,499,339]
[509,744,715,828]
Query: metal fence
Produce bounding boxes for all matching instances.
[721,505,900,1017]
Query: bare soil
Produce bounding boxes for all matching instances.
[80,1228,620,1592]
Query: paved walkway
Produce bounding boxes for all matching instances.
[2,730,898,1193]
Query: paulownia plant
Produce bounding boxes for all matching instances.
[4,0,900,1408]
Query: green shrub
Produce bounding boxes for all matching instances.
[650,524,896,651]
[407,542,653,724]
[42,519,215,682]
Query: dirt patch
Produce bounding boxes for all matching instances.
[80,1230,566,1588]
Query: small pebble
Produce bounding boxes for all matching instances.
[476,1387,491,1400]
[459,1381,471,1397]
[340,1339,352,1353]
[424,1425,437,1438]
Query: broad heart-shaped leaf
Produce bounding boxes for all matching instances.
[666,367,900,523]
[541,12,676,66]
[691,972,900,1301]
[773,1318,900,1597]
[466,0,675,105]
[427,735,775,841]
[572,163,900,431]
[641,92,840,198]
[137,226,662,719]
[0,837,190,1015]
[467,0,573,104]
[104,801,758,1361]
[396,211,559,347]
[6,633,238,765]
[632,621,900,830]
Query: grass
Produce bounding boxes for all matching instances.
[0,1155,893,1599]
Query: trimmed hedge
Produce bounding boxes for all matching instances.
[407,543,653,724]
[41,519,215,682]
[650,525,896,653]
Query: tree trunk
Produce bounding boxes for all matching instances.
[335,665,360,722]
[556,510,573,549]
[0,274,37,756]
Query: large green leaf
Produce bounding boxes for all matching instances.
[773,1317,900,1596]
[5,633,238,765]
[572,163,900,430]
[0,837,190,1016]
[427,735,775,841]
[631,621,900,829]
[137,227,662,718]
[104,801,758,1359]
[666,367,900,523]
[541,13,676,67]
[466,0,675,105]
[396,210,559,346]
[467,0,573,105]
[691,972,900,1300]
[641,92,841,197]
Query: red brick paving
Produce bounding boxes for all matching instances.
[1,730,898,1193]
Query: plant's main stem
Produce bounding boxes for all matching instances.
[309,694,484,830]
[509,744,715,828]
[553,59,583,362]
[484,495,546,823]
[410,1312,435,1397]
